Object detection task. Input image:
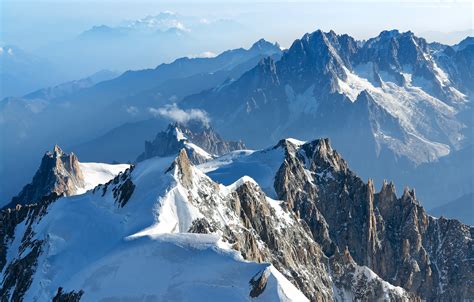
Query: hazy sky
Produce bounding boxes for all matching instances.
[1,0,473,50]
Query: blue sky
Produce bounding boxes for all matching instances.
[1,0,473,49]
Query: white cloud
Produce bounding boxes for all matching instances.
[188,51,217,59]
[126,106,139,115]
[174,22,189,32]
[149,104,210,126]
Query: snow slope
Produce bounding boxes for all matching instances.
[198,146,285,198]
[337,65,464,163]
[77,162,130,194]
[11,155,308,301]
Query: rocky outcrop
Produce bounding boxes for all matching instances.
[0,193,61,300]
[137,122,246,164]
[273,138,473,301]
[4,145,84,209]
[52,287,84,302]
[93,165,135,208]
[330,247,420,302]
[171,147,408,301]
[249,269,269,298]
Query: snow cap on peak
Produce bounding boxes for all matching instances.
[226,176,259,192]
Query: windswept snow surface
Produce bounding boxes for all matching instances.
[19,155,307,301]
[77,162,130,194]
[198,146,285,198]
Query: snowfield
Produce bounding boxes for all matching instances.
[336,65,463,163]
[199,146,285,198]
[13,155,308,301]
[77,162,130,194]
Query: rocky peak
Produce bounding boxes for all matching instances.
[270,137,473,301]
[377,180,397,204]
[166,148,194,188]
[302,138,349,174]
[137,122,246,164]
[249,38,280,54]
[401,186,417,202]
[275,29,351,93]
[4,145,85,209]
[52,144,63,156]
[289,30,347,68]
[357,30,437,82]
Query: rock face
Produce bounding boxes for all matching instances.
[172,148,408,301]
[4,146,84,209]
[3,145,130,210]
[271,138,473,301]
[0,193,61,300]
[137,122,246,164]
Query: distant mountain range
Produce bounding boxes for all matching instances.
[183,30,471,163]
[36,12,249,78]
[0,45,65,99]
[1,30,472,223]
[429,193,474,225]
[0,38,281,204]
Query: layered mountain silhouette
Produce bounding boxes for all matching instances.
[1,30,473,221]
[1,135,471,300]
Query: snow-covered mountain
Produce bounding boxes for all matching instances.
[137,122,246,164]
[2,145,129,208]
[184,30,471,165]
[39,11,248,76]
[1,137,471,301]
[181,29,474,210]
[0,39,281,204]
[1,29,473,224]
[81,11,242,38]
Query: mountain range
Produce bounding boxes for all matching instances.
[0,39,281,204]
[0,45,64,99]
[35,11,249,78]
[0,122,472,300]
[1,29,472,223]
[181,29,474,211]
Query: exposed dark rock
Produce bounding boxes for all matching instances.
[330,247,420,301]
[0,193,61,300]
[188,218,216,234]
[172,144,414,301]
[272,138,473,301]
[52,287,84,302]
[4,145,84,209]
[249,269,269,298]
[95,166,135,208]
